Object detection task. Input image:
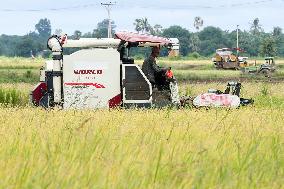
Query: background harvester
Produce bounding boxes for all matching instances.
[212,48,248,69]
[31,32,180,109]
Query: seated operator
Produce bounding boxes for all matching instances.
[142,46,180,105]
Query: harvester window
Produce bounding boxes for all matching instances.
[123,65,151,100]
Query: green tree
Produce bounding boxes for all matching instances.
[133,18,152,34]
[271,27,283,57]
[82,32,93,38]
[133,19,143,33]
[93,19,116,38]
[0,34,22,56]
[0,43,4,55]
[151,24,163,36]
[162,25,191,56]
[259,37,277,57]
[271,27,284,56]
[198,26,231,56]
[190,34,201,52]
[35,18,51,38]
[250,18,263,35]
[73,30,82,39]
[231,30,258,56]
[15,35,42,57]
[54,29,63,36]
[272,27,282,37]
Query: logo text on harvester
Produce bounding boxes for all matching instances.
[74,70,103,74]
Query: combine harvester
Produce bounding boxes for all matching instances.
[212,48,248,69]
[31,32,252,109]
[31,32,180,109]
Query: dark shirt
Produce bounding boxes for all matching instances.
[142,56,163,83]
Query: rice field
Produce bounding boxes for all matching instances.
[0,107,283,188]
[0,57,284,188]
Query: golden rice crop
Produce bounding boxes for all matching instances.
[0,107,283,188]
[0,56,44,69]
[179,82,284,97]
[0,57,283,188]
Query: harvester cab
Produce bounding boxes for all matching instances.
[31,32,178,109]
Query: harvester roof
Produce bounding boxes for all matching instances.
[115,31,172,46]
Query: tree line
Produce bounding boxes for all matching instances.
[0,17,283,58]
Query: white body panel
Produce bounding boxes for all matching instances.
[45,60,54,71]
[193,93,240,108]
[53,58,62,103]
[63,38,121,48]
[62,38,174,48]
[63,48,120,109]
[40,61,53,85]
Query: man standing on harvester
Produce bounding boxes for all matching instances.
[142,46,180,106]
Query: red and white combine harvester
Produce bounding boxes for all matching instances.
[31,32,179,109]
[31,32,253,109]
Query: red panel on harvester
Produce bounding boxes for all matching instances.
[31,82,47,106]
[109,94,122,108]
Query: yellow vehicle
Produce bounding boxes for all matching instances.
[212,48,248,69]
[238,56,249,68]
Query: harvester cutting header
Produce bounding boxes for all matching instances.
[31,32,179,109]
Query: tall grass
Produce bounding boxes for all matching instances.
[0,70,39,83]
[0,87,29,106]
[1,81,284,108]
[0,57,283,188]
[0,56,44,69]
[0,107,283,188]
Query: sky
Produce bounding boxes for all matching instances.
[0,0,284,35]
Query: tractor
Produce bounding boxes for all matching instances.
[241,57,276,77]
[30,32,180,109]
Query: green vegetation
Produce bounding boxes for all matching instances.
[1,18,284,58]
[0,87,29,106]
[0,57,283,188]
[1,57,284,84]
[0,70,39,83]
